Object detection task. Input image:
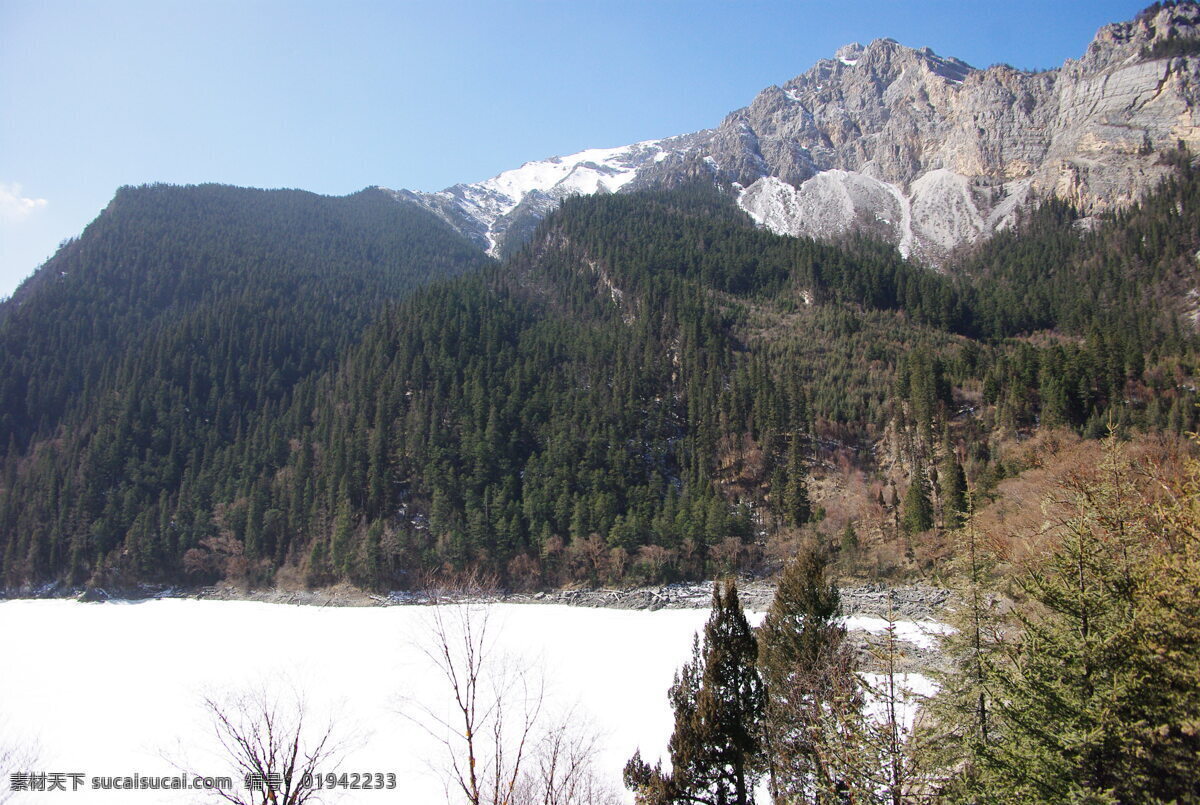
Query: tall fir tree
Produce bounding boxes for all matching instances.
[939,444,968,530]
[758,547,870,803]
[964,439,1200,803]
[1133,440,1200,800]
[921,496,1004,802]
[625,580,765,805]
[900,465,935,536]
[781,434,812,528]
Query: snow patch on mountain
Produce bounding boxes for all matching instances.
[478,142,656,206]
[417,139,677,256]
[835,42,865,68]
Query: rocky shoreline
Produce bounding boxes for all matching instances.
[11,578,950,618]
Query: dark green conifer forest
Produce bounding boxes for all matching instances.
[1,152,1199,591]
[0,183,491,585]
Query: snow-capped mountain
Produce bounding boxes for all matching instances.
[390,138,695,258]
[389,2,1200,264]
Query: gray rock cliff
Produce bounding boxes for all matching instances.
[392,3,1200,264]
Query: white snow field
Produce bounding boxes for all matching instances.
[0,599,937,804]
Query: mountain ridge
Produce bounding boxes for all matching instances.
[393,2,1200,264]
[3,160,1198,591]
[3,3,1199,594]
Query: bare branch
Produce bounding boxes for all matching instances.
[188,684,352,805]
[0,714,40,805]
[402,581,617,805]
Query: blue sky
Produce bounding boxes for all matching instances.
[1,0,1146,297]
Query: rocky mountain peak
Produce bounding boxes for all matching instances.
[843,37,973,81]
[834,42,865,65]
[1082,1,1200,70]
[393,3,1200,265]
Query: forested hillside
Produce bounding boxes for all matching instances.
[1,155,1198,591]
[0,184,488,448]
[0,183,492,584]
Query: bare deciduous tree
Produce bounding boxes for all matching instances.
[0,716,39,805]
[200,687,348,805]
[516,711,621,805]
[407,595,542,805]
[405,579,619,805]
[862,600,936,804]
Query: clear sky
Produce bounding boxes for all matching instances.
[0,0,1147,298]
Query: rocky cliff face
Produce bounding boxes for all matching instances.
[393,2,1200,264]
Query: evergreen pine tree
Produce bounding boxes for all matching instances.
[758,547,869,802]
[939,446,968,530]
[967,438,1200,803]
[900,465,935,535]
[625,579,765,805]
[920,497,1003,802]
[330,489,354,578]
[781,434,811,527]
[1132,441,1200,800]
[840,520,859,559]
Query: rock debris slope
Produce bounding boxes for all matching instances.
[392,3,1200,264]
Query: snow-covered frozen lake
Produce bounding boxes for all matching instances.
[0,599,938,804]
